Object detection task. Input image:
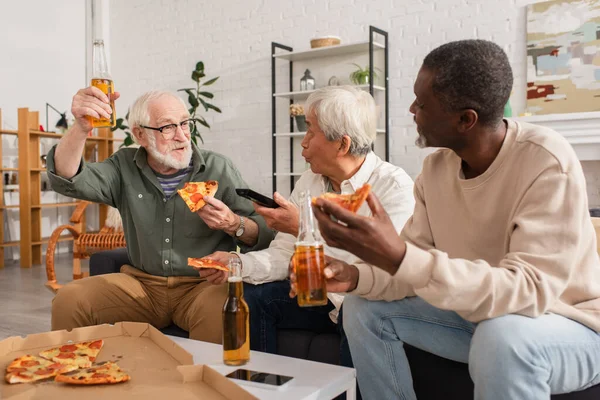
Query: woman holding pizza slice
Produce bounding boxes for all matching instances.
[48,87,274,344]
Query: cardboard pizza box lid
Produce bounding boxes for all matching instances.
[0,322,253,400]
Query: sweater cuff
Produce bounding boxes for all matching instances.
[349,263,375,296]
[396,242,435,289]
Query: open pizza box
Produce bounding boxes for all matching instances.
[0,322,257,400]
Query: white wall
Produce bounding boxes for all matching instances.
[0,0,88,260]
[109,0,530,198]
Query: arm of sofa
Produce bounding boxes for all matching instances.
[89,248,131,276]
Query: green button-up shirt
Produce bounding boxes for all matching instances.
[47,143,274,277]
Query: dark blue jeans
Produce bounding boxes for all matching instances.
[243,280,354,368]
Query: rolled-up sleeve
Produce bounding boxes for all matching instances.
[46,145,121,207]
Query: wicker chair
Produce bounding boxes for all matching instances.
[45,201,126,293]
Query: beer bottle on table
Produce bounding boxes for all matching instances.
[90,39,116,128]
[222,258,250,366]
[293,190,328,307]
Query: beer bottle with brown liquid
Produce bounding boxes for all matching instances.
[222,258,250,366]
[90,39,116,128]
[294,190,328,307]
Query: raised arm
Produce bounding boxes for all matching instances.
[54,87,119,179]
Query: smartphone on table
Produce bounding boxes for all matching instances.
[226,368,294,390]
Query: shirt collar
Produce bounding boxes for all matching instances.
[321,151,377,194]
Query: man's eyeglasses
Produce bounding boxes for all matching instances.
[140,119,194,139]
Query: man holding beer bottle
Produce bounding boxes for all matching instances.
[205,86,415,368]
[47,86,274,344]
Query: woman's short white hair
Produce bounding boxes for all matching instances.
[127,90,187,143]
[304,85,376,156]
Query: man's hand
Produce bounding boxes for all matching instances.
[312,192,407,275]
[197,196,239,235]
[289,256,359,298]
[71,86,120,133]
[253,192,299,236]
[190,251,240,285]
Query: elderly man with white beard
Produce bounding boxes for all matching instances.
[47,87,273,343]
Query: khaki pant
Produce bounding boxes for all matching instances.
[51,265,227,344]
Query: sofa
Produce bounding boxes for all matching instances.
[89,248,600,399]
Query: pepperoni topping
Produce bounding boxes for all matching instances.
[89,340,103,350]
[185,183,197,193]
[16,372,31,379]
[190,193,203,203]
[10,367,27,372]
[20,360,40,367]
[48,363,63,370]
[89,356,96,361]
[207,180,217,186]
[34,368,53,375]
[91,372,110,379]
[60,344,78,352]
[56,352,76,359]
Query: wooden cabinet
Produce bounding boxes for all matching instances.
[0,107,119,268]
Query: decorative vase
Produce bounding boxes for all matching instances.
[295,115,307,132]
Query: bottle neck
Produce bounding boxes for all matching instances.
[227,277,243,298]
[297,191,320,245]
[92,41,111,79]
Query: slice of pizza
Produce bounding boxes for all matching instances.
[55,361,130,385]
[313,183,371,213]
[178,181,219,212]
[5,354,78,384]
[188,257,229,272]
[39,339,104,369]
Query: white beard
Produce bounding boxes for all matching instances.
[145,134,192,170]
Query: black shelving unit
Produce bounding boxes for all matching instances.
[271,26,389,194]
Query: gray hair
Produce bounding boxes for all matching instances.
[423,40,513,127]
[304,85,376,156]
[127,90,187,143]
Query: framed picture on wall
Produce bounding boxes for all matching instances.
[526,0,600,115]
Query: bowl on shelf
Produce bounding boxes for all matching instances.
[310,36,341,48]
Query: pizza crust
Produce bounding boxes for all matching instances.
[313,183,371,213]
[188,257,229,272]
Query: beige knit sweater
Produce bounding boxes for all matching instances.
[352,119,600,332]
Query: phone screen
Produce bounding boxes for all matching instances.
[235,188,280,208]
[226,369,293,387]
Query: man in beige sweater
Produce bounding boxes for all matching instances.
[307,40,600,399]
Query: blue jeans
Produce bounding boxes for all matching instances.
[243,281,354,368]
[343,295,600,400]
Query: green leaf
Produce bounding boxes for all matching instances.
[195,61,204,72]
[124,136,134,147]
[191,71,205,82]
[121,124,129,130]
[198,97,209,112]
[195,117,210,129]
[205,103,222,113]
[198,91,214,99]
[188,94,199,108]
[116,118,124,126]
[177,88,195,92]
[201,77,219,86]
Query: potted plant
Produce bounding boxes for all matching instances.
[114,61,221,147]
[349,63,381,85]
[290,104,306,132]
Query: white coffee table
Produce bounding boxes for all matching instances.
[170,336,356,400]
